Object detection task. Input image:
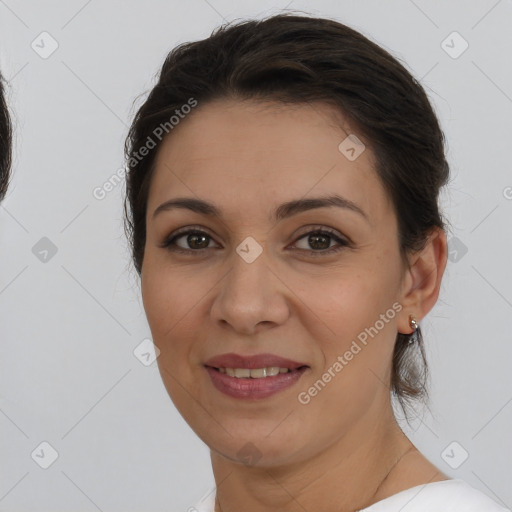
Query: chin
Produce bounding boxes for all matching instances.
[199,420,309,468]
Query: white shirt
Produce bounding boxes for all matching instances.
[192,478,510,511]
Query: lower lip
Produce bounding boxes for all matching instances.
[205,366,308,399]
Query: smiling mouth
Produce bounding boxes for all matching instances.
[207,366,308,379]
[203,352,310,398]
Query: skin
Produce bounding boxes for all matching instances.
[141,98,449,512]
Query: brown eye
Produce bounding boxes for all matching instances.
[304,233,331,250]
[292,228,349,256]
[180,232,210,250]
[161,228,219,254]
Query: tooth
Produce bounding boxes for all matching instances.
[250,368,267,379]
[222,367,291,378]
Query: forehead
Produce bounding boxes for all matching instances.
[148,99,392,226]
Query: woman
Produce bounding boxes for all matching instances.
[0,71,11,200]
[124,14,509,512]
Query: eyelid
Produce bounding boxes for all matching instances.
[159,224,219,248]
[293,224,351,244]
[166,224,214,238]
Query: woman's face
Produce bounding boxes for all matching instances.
[142,99,413,467]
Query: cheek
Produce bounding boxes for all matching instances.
[301,265,394,338]
[141,256,211,372]
[297,272,399,424]
[141,265,202,408]
[141,263,190,374]
[141,255,193,333]
[299,259,400,386]
[141,272,169,335]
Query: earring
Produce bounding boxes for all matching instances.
[408,314,418,344]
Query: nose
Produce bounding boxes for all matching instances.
[210,246,290,336]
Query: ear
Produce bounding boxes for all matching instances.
[397,227,448,334]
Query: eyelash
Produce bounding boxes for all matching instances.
[160,225,350,257]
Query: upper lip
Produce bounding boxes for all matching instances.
[204,353,308,370]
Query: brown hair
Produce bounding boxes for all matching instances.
[0,72,11,201]
[124,13,450,420]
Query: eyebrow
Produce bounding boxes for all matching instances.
[152,194,368,223]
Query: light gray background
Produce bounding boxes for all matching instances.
[1,1,511,511]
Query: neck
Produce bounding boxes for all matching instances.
[209,401,415,512]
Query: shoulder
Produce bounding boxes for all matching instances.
[191,479,510,512]
[360,479,510,512]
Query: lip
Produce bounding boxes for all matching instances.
[204,352,307,370]
[204,352,309,400]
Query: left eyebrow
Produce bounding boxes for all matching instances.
[152,194,369,223]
